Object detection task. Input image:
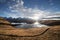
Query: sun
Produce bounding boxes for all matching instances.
[32,14,39,20]
[28,9,46,20]
[32,12,44,20]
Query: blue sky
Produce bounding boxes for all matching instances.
[0,0,60,19]
[23,0,60,11]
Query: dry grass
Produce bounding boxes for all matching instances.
[0,27,49,36]
[0,26,60,40]
[0,19,10,24]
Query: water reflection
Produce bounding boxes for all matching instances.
[11,21,47,29]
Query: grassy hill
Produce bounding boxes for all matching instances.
[0,17,14,29]
[0,17,10,24]
[0,26,60,40]
[0,17,60,40]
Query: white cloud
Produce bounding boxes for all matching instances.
[8,0,55,20]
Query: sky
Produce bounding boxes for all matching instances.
[0,0,60,20]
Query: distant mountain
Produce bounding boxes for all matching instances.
[3,17,35,24]
[41,15,60,20]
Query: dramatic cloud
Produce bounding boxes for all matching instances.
[6,0,60,20]
[9,0,48,19]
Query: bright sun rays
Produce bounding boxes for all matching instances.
[32,13,43,20]
[8,0,50,19]
[29,11,46,20]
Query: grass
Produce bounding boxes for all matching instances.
[0,27,49,36]
[0,26,60,40]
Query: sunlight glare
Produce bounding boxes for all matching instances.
[32,11,44,20]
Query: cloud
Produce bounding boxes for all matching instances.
[41,11,60,20]
[4,12,19,18]
[8,0,57,20]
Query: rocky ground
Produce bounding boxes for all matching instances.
[0,17,60,40]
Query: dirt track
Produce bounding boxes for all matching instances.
[0,26,60,40]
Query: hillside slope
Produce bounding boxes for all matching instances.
[0,26,60,40]
[0,17,14,29]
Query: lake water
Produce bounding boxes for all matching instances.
[11,22,47,28]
